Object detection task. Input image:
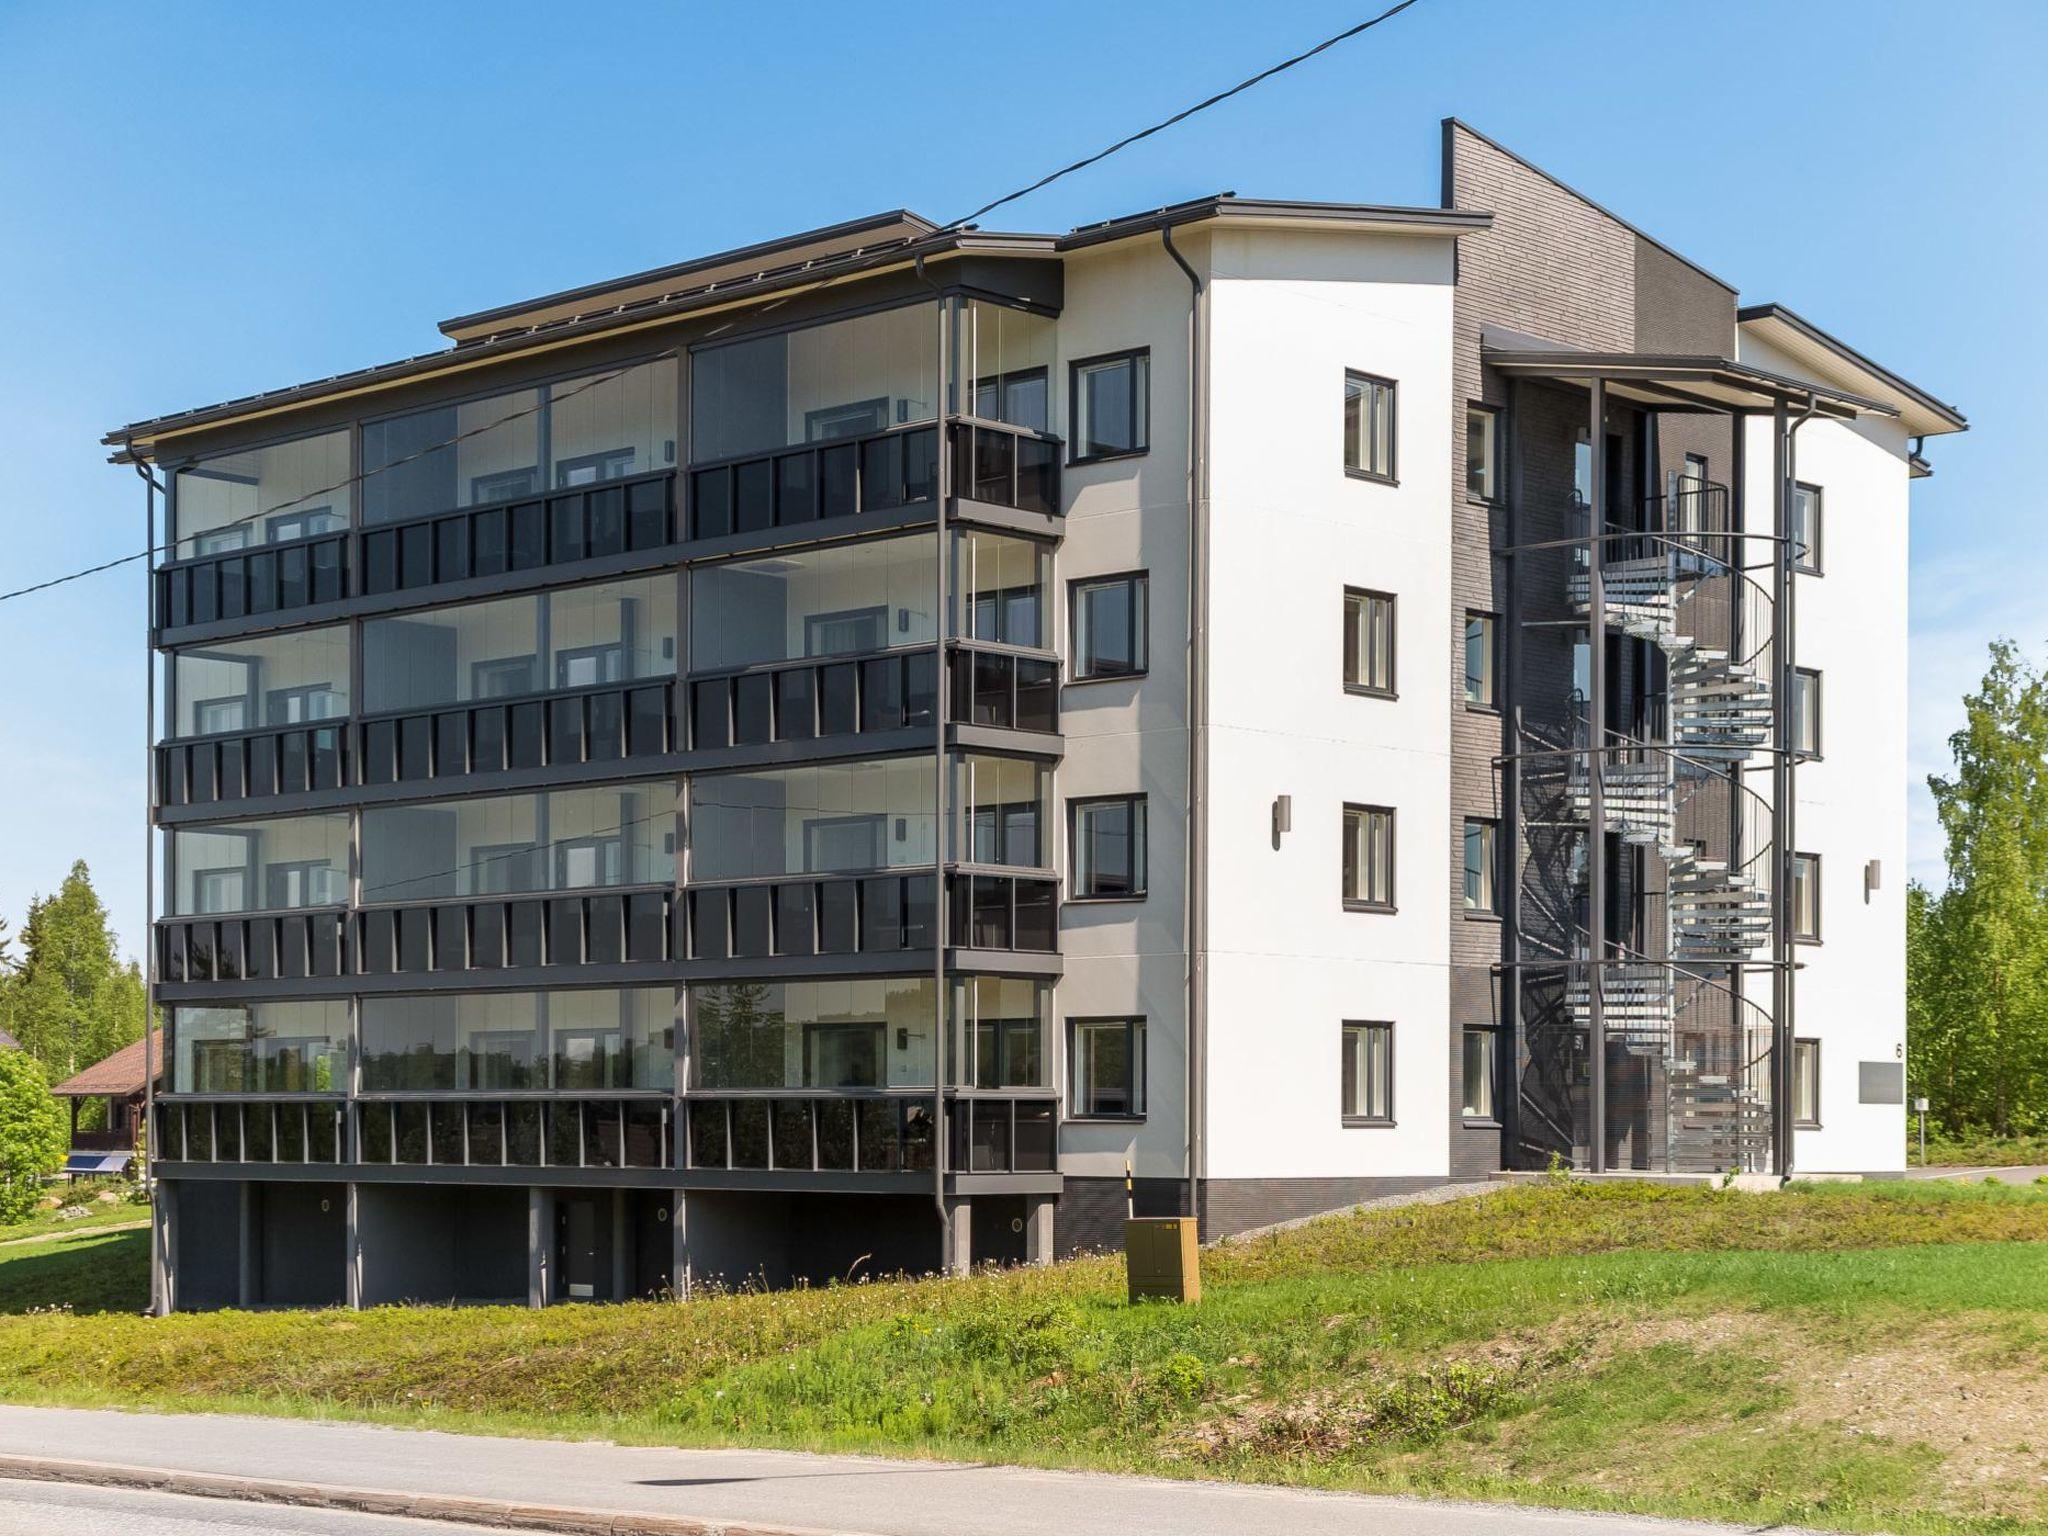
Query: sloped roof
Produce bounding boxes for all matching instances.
[51,1030,163,1099]
[0,1025,19,1051]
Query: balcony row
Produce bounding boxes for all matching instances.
[151,1092,1058,1177]
[155,871,1060,986]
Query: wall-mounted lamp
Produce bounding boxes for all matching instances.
[1865,858,1882,904]
[1272,794,1292,848]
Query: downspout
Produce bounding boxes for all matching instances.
[914,255,952,1248]
[1161,226,1206,1225]
[135,459,164,1315]
[1774,397,1819,1179]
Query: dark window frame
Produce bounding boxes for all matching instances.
[1463,817,1501,918]
[1343,587,1397,699]
[1068,570,1149,684]
[1793,667,1823,759]
[1343,369,1398,485]
[1792,851,1822,944]
[1067,348,1151,466]
[1792,481,1824,576]
[1066,1015,1147,1121]
[1464,610,1500,711]
[1068,794,1148,903]
[1793,1036,1821,1128]
[1340,1019,1395,1127]
[1342,802,1397,913]
[1461,1024,1501,1124]
[1465,402,1503,503]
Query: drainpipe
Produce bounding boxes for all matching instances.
[914,255,953,1254]
[1586,378,1608,1174]
[135,459,164,1315]
[1773,397,1819,1180]
[1161,226,1206,1226]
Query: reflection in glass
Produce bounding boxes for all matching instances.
[690,535,935,672]
[170,627,350,738]
[952,529,1049,647]
[172,1001,348,1093]
[360,782,670,902]
[689,977,936,1089]
[359,987,673,1091]
[688,759,935,882]
[173,431,351,559]
[167,814,350,915]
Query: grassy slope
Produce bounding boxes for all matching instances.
[4,1181,2048,1534]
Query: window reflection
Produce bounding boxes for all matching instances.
[173,431,350,559]
[690,535,936,672]
[171,1002,348,1093]
[689,977,936,1090]
[168,815,350,915]
[170,627,349,738]
[360,783,670,902]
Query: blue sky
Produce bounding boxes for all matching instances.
[0,0,2039,957]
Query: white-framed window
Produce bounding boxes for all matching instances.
[1792,852,1821,942]
[1342,804,1395,910]
[1792,668,1822,757]
[1343,370,1397,482]
[1464,612,1498,708]
[1792,482,1823,575]
[1344,588,1396,697]
[1466,404,1501,501]
[1069,1017,1145,1118]
[1793,1037,1821,1127]
[1462,1025,1499,1121]
[1341,1021,1393,1124]
[1464,819,1499,914]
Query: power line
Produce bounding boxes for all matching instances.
[941,1,1427,230]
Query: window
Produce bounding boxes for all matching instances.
[1793,1038,1821,1127]
[1464,612,1498,709]
[1342,804,1395,910]
[1343,371,1396,482]
[1792,482,1823,575]
[1792,668,1822,757]
[1462,1026,1499,1121]
[1071,572,1148,681]
[1466,405,1500,500]
[1070,350,1149,462]
[1792,852,1821,942]
[1069,1018,1145,1118]
[1463,819,1499,915]
[1343,589,1396,697]
[1071,796,1147,900]
[1341,1021,1393,1124]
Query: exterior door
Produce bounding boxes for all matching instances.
[555,1196,601,1301]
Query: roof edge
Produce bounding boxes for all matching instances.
[1737,301,1967,433]
[1058,192,1490,251]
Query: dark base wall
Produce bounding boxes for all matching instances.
[1054,1175,1458,1255]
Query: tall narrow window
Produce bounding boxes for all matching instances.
[1792,668,1822,757]
[1463,819,1499,914]
[1792,482,1823,575]
[1464,612,1498,708]
[1069,1018,1145,1118]
[1070,350,1149,462]
[1071,795,1147,900]
[1792,852,1821,942]
[1793,1037,1821,1126]
[1071,572,1148,681]
[1342,804,1395,910]
[1343,588,1396,696]
[1343,371,1397,482]
[1466,405,1500,501]
[1341,1021,1393,1124]
[1461,1026,1499,1120]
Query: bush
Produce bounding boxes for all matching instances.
[0,1054,67,1225]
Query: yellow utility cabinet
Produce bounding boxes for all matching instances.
[1123,1216,1200,1303]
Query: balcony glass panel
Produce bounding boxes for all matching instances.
[953,976,1051,1089]
[952,529,1049,647]
[690,303,936,463]
[958,299,1054,433]
[359,986,673,1092]
[361,359,676,527]
[688,758,935,881]
[361,575,676,715]
[166,813,349,915]
[690,534,936,671]
[360,782,672,903]
[170,1001,347,1093]
[951,754,1049,867]
[172,430,350,559]
[688,976,936,1090]
[169,627,350,739]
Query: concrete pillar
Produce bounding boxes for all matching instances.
[1024,1195,1056,1267]
[153,1180,177,1316]
[237,1182,256,1308]
[610,1188,628,1302]
[941,1197,972,1275]
[527,1188,551,1308]
[344,1184,362,1311]
[670,1190,690,1300]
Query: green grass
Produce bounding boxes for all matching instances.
[0,1226,150,1314]
[1917,1129,2048,1167]
[0,1182,148,1246]
[4,1180,2048,1534]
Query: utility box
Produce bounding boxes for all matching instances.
[1123,1217,1200,1304]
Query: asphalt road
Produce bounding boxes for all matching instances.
[0,1404,1827,1536]
[0,1479,512,1536]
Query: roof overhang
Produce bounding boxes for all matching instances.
[1737,302,1966,437]
[1057,193,1491,252]
[1482,341,1897,421]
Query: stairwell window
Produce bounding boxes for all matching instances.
[1792,483,1823,575]
[1464,612,1498,709]
[1462,1025,1499,1121]
[1341,1021,1394,1125]
[1070,350,1149,463]
[1793,1037,1821,1127]
[1466,405,1501,501]
[1344,588,1396,697]
[1464,819,1499,915]
[1343,804,1395,911]
[1070,572,1148,682]
[1344,370,1397,483]
[1792,668,1823,757]
[1792,852,1821,943]
[1069,1017,1145,1119]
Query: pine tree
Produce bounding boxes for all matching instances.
[3,861,148,1085]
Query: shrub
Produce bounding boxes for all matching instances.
[0,1053,67,1224]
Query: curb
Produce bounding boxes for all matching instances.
[0,1453,877,1536]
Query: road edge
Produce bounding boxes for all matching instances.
[0,1452,878,1536]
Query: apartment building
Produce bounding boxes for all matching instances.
[111,121,1963,1310]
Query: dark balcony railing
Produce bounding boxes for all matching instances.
[687,423,938,542]
[157,532,347,631]
[948,419,1059,515]
[949,1095,1059,1173]
[687,650,936,753]
[355,1096,669,1170]
[950,646,1058,733]
[687,873,936,962]
[355,886,680,976]
[158,722,348,809]
[947,872,1058,952]
[360,472,675,600]
[361,681,676,789]
[158,907,350,984]
[684,1092,938,1174]
[154,1098,347,1165]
